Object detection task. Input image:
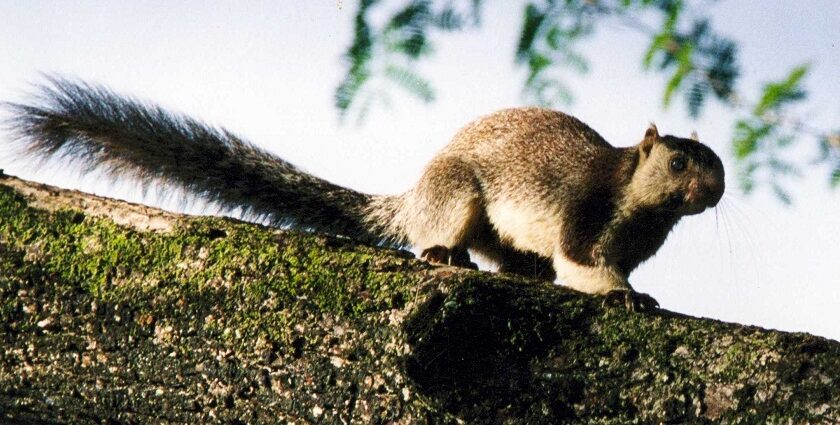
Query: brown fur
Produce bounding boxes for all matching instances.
[7,79,725,297]
[369,108,725,295]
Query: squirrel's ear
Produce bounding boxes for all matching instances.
[645,123,659,140]
[640,123,658,157]
[690,131,700,142]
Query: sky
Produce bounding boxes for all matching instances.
[0,2,838,339]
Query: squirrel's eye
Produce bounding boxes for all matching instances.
[670,156,687,172]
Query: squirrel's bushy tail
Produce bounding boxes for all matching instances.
[4,76,405,245]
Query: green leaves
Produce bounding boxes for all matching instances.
[515,1,593,107]
[732,65,810,203]
[662,42,694,107]
[385,1,433,58]
[332,1,838,201]
[338,0,740,118]
[643,13,739,118]
[516,3,545,62]
[335,0,483,120]
[335,0,379,116]
[833,167,840,188]
[384,65,435,102]
[754,64,808,116]
[733,120,768,161]
[818,132,840,189]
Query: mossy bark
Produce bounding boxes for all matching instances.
[0,174,838,424]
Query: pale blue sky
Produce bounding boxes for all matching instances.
[1,2,838,339]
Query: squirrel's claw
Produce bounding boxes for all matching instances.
[421,245,478,270]
[602,289,659,312]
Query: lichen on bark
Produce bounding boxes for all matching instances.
[0,174,838,424]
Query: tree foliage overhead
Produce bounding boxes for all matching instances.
[335,0,482,122]
[733,65,810,203]
[335,0,839,202]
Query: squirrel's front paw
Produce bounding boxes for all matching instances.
[602,289,659,312]
[421,245,478,270]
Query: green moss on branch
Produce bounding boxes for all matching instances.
[0,176,838,424]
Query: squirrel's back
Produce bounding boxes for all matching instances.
[446,107,618,190]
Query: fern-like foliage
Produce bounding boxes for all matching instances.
[733,65,810,203]
[335,0,483,121]
[335,0,379,115]
[818,133,840,189]
[643,11,739,118]
[333,0,838,200]
[515,1,593,107]
[337,0,743,118]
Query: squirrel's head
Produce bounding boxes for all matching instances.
[626,124,725,216]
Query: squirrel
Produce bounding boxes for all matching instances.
[5,77,724,310]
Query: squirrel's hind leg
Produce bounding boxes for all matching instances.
[402,156,484,269]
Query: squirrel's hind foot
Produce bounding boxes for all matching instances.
[602,289,659,312]
[421,245,478,270]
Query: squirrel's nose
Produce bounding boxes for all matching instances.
[685,175,724,209]
[705,174,725,207]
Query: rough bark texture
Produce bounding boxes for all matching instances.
[0,173,838,424]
